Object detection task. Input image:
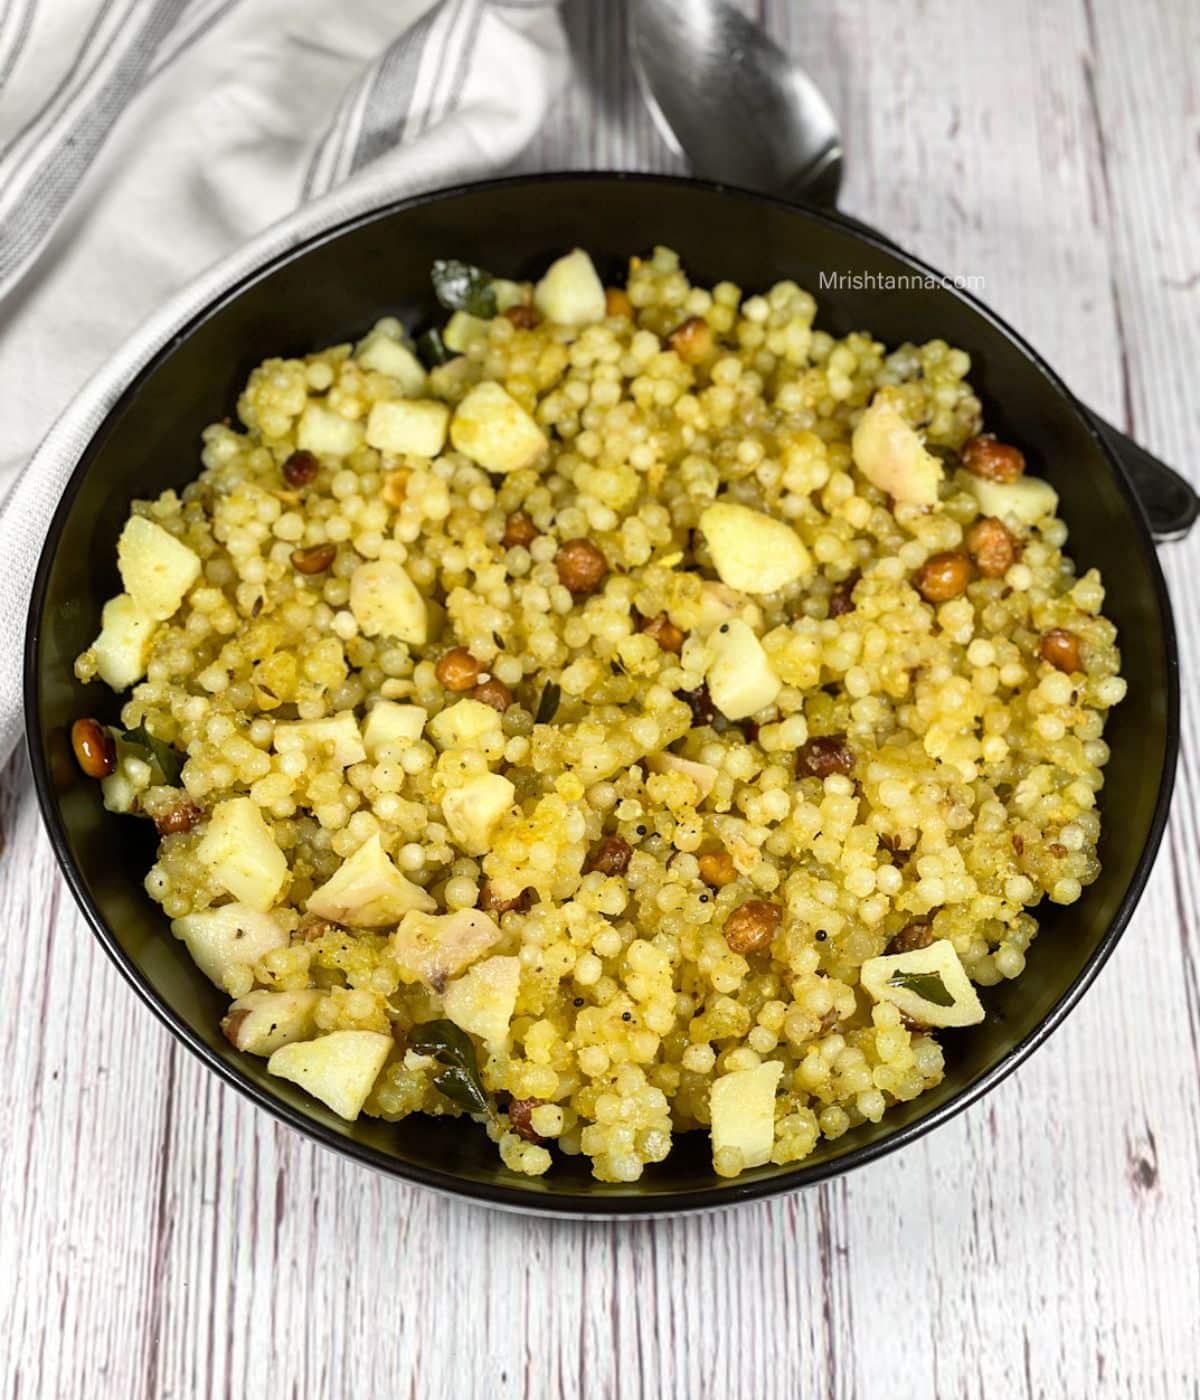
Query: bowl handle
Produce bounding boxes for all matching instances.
[1091,414,1198,543]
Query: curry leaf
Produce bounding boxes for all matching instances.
[431,259,497,318]
[118,725,182,785]
[408,1018,492,1117]
[417,327,454,368]
[431,1065,491,1117]
[887,969,955,1007]
[534,681,562,725]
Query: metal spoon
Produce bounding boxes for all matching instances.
[630,0,843,206]
[628,0,1197,541]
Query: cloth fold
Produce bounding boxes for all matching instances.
[0,0,567,760]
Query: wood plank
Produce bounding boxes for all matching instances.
[2,1,1198,1396]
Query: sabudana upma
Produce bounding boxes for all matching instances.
[72,245,1124,1181]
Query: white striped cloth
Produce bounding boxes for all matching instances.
[0,0,567,759]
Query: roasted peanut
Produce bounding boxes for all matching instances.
[154,800,204,836]
[508,1098,545,1142]
[915,550,972,603]
[503,304,541,329]
[290,542,337,575]
[723,900,782,955]
[479,881,534,914]
[796,735,854,779]
[667,316,713,365]
[583,835,633,876]
[281,449,319,488]
[961,433,1026,483]
[698,849,737,887]
[435,647,482,691]
[502,511,539,550]
[556,538,608,596]
[828,573,860,618]
[71,718,116,778]
[638,610,685,654]
[965,516,1018,578]
[470,678,513,713]
[1040,628,1083,674]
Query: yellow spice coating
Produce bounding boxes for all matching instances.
[76,246,1124,1182]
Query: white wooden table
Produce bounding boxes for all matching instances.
[4,1,1198,1395]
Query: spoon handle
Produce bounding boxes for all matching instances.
[820,208,1197,543]
[1091,416,1199,543]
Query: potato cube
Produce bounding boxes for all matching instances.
[391,909,503,989]
[710,1061,783,1170]
[297,403,364,458]
[533,248,606,326]
[171,902,295,992]
[362,701,427,757]
[851,398,943,505]
[491,279,528,312]
[306,833,435,926]
[692,580,763,636]
[268,1030,392,1121]
[443,956,521,1047]
[356,328,428,395]
[221,989,323,1056]
[100,763,143,815]
[859,939,985,1028]
[699,502,813,594]
[117,516,201,621]
[273,711,366,768]
[450,382,547,475]
[964,473,1059,526]
[442,773,516,855]
[365,399,450,458]
[427,698,502,750]
[645,752,718,801]
[196,797,288,911]
[443,311,491,352]
[705,619,781,720]
[427,356,473,403]
[349,559,427,644]
[91,592,158,690]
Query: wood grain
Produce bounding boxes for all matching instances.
[4,0,1199,1396]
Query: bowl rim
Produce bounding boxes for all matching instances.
[24,169,1180,1217]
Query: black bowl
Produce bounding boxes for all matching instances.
[24,174,1179,1216]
